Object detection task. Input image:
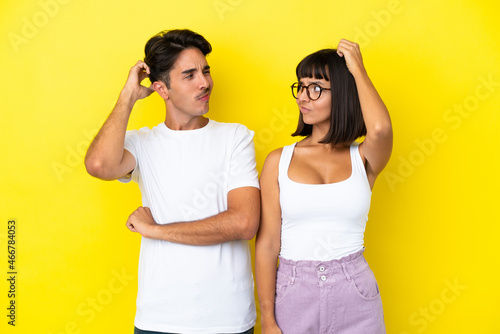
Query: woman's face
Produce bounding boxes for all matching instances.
[296,76,332,127]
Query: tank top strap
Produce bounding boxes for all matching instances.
[278,142,297,180]
[350,142,369,181]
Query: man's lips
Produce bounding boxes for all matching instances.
[197,90,210,101]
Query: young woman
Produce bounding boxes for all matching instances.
[255,39,392,334]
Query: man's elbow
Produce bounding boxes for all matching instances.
[85,155,100,176]
[239,214,260,240]
[84,156,115,180]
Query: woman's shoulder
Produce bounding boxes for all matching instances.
[263,142,300,171]
[260,147,285,184]
[264,147,284,166]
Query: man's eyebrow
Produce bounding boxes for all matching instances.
[181,68,196,75]
[181,65,210,75]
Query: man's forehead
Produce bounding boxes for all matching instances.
[173,48,208,71]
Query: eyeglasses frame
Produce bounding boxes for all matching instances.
[291,82,331,101]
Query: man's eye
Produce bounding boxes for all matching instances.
[186,74,193,79]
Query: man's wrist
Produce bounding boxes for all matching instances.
[118,89,138,108]
[150,223,164,240]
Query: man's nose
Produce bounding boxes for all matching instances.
[198,74,210,90]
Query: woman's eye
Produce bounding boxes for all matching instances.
[313,85,321,92]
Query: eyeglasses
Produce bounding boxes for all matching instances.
[291,82,331,100]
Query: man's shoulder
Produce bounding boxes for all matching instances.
[209,119,248,130]
[209,120,253,137]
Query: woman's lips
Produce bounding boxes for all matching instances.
[299,105,311,113]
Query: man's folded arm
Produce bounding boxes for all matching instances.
[126,186,261,245]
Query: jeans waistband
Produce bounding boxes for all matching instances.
[277,248,369,284]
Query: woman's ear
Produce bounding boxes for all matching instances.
[153,81,169,100]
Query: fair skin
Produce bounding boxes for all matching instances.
[85,47,260,245]
[255,39,393,333]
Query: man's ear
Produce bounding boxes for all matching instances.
[153,81,169,100]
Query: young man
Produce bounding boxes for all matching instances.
[85,29,260,334]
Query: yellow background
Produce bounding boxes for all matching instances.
[1,0,499,333]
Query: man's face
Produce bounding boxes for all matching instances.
[165,48,213,118]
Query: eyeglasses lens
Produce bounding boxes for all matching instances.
[309,85,321,100]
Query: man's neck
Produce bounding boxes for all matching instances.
[164,114,209,131]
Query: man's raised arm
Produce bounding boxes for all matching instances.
[85,61,154,180]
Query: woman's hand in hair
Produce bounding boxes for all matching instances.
[336,39,366,78]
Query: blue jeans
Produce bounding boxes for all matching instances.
[133,326,254,334]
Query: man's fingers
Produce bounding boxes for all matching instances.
[126,207,143,232]
[136,206,152,216]
[125,206,155,237]
[134,60,150,72]
[126,220,136,232]
[130,61,151,82]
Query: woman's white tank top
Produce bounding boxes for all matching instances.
[278,142,372,261]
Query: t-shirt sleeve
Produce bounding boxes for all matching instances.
[227,125,260,191]
[118,130,140,184]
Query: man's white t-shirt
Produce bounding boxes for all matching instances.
[120,119,259,333]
